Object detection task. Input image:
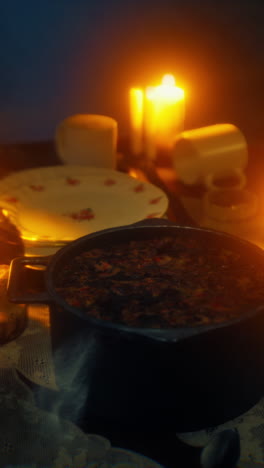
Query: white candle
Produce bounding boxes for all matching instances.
[129,88,144,155]
[144,74,185,160]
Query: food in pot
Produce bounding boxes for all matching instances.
[55,235,264,328]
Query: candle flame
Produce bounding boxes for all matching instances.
[161,74,176,87]
[146,74,184,103]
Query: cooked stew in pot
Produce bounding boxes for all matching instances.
[55,235,264,328]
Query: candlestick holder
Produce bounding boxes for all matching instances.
[205,168,247,191]
[203,188,258,223]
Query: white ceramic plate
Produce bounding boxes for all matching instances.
[0,166,168,246]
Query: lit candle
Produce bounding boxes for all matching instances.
[129,88,144,155]
[144,74,185,160]
[144,85,159,160]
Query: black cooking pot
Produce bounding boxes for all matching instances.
[7,220,264,432]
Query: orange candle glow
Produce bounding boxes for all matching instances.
[145,74,185,160]
[129,88,144,155]
[129,74,185,160]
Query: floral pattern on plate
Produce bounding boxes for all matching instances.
[0,165,168,245]
[64,208,95,222]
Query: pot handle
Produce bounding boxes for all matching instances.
[7,256,52,304]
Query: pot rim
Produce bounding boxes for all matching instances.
[45,222,264,342]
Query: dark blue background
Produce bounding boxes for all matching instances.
[0,0,263,143]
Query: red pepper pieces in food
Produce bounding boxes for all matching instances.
[94,261,112,272]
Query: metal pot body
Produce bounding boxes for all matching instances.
[8,222,264,431]
[49,301,264,432]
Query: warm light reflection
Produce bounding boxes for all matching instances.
[0,210,43,243]
[22,235,40,242]
[128,169,139,179]
[27,305,50,327]
[2,209,9,218]
[128,168,148,182]
[0,312,8,324]
[129,88,144,155]
[129,88,144,127]
[0,265,9,279]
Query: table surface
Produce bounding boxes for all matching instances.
[1,140,264,468]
